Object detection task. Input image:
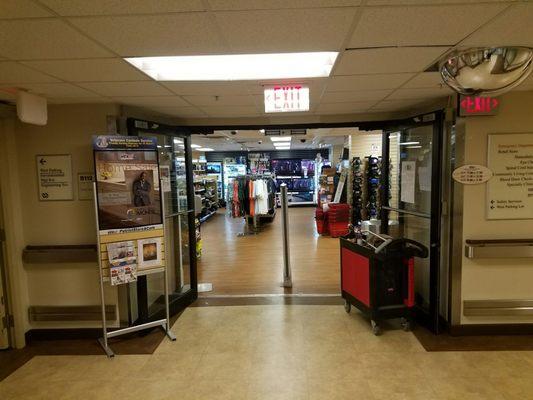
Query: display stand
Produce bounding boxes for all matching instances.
[93,183,175,358]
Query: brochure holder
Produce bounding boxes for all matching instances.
[93,182,175,357]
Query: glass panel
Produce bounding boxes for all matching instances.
[388,126,433,215]
[142,134,192,314]
[387,211,431,312]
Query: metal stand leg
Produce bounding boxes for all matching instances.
[94,182,115,358]
[98,337,115,358]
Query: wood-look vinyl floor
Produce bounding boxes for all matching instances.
[197,207,341,295]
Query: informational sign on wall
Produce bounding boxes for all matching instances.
[36,154,73,201]
[487,133,533,220]
[78,173,94,200]
[400,161,416,204]
[452,165,493,185]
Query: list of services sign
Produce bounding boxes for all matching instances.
[487,133,533,220]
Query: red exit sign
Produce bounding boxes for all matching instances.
[459,95,500,116]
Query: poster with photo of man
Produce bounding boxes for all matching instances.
[93,135,162,233]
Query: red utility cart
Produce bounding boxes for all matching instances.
[340,232,428,335]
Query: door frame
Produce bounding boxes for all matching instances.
[379,111,445,333]
[0,187,11,349]
[126,119,198,322]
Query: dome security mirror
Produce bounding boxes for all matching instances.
[440,47,533,96]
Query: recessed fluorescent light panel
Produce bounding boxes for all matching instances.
[191,144,201,148]
[399,142,420,146]
[270,137,292,142]
[198,147,214,151]
[125,52,338,81]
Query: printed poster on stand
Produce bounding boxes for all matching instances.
[93,135,162,235]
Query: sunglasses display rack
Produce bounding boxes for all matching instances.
[365,156,382,220]
[351,157,363,225]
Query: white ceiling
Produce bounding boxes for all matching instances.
[0,0,531,121]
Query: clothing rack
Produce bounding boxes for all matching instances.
[227,174,277,236]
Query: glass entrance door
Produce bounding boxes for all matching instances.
[381,112,444,333]
[127,119,198,323]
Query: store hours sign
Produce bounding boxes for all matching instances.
[487,133,533,220]
[36,154,73,201]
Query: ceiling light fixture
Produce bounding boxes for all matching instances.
[198,147,214,152]
[399,141,420,146]
[191,144,201,148]
[125,52,338,81]
[270,137,292,142]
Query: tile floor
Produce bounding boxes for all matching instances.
[1,305,533,399]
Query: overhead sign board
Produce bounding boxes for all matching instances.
[264,85,309,113]
[487,133,533,220]
[459,95,500,116]
[452,164,493,185]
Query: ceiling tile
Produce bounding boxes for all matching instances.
[78,81,173,96]
[402,72,444,89]
[18,83,99,98]
[367,0,513,4]
[201,105,261,117]
[39,0,205,15]
[208,0,361,10]
[246,78,328,95]
[321,89,392,103]
[163,82,251,96]
[47,97,113,104]
[461,3,533,47]
[327,73,413,91]
[22,59,150,82]
[69,14,225,57]
[147,106,207,118]
[213,8,357,52]
[0,0,52,18]
[386,86,452,100]
[315,101,378,114]
[335,47,448,75]
[371,98,433,111]
[0,19,112,60]
[183,95,255,106]
[349,4,506,48]
[0,62,60,83]
[112,96,189,107]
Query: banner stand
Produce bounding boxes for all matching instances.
[93,182,176,358]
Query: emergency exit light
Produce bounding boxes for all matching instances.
[264,85,310,113]
[459,95,500,116]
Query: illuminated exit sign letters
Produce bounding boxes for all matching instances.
[459,95,500,116]
[264,85,309,113]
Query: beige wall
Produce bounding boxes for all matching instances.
[7,104,121,331]
[461,91,533,324]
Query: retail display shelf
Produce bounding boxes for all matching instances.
[199,210,217,223]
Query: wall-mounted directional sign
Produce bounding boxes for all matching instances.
[487,133,533,220]
[36,154,73,201]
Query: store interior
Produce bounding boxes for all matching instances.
[174,127,387,295]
